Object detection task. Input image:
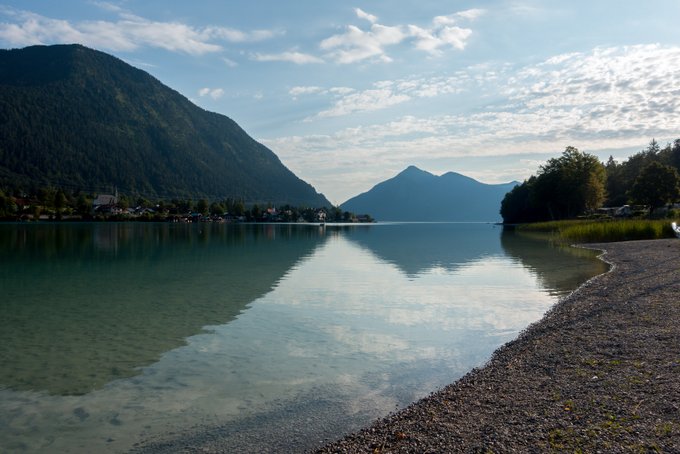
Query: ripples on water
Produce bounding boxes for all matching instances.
[0,222,607,453]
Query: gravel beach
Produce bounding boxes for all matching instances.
[318,239,680,453]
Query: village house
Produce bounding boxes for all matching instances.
[92,193,119,213]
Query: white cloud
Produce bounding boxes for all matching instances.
[329,86,355,95]
[320,8,481,64]
[198,87,225,100]
[289,85,357,102]
[409,24,472,54]
[221,57,238,67]
[289,86,324,97]
[299,73,472,119]
[455,9,487,21]
[354,8,378,24]
[317,88,411,118]
[321,24,406,64]
[0,7,277,55]
[252,51,324,64]
[203,26,277,43]
[266,45,680,201]
[408,9,482,56]
[504,44,680,136]
[90,1,126,14]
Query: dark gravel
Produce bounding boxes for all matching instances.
[317,239,680,453]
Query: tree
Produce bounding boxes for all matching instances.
[54,189,67,220]
[629,162,680,216]
[604,156,627,206]
[76,194,92,216]
[250,204,261,221]
[660,139,680,171]
[500,178,535,223]
[534,146,606,219]
[500,147,607,223]
[232,200,245,217]
[0,189,17,219]
[196,198,209,216]
[136,197,152,208]
[209,201,224,216]
[118,195,130,210]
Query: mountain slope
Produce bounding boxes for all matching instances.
[0,44,330,206]
[341,166,517,221]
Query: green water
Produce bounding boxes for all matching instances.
[0,222,608,453]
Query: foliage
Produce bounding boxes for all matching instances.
[0,44,330,207]
[0,184,371,223]
[500,177,540,223]
[604,139,680,207]
[518,219,675,243]
[501,147,606,223]
[0,189,17,218]
[629,162,680,215]
[196,199,209,216]
[503,139,680,224]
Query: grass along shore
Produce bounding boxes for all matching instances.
[517,219,677,243]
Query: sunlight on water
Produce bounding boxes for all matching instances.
[0,223,607,453]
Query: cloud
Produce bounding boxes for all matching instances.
[89,1,125,14]
[409,24,472,54]
[297,44,680,130]
[317,88,411,118]
[454,9,487,21]
[296,73,471,119]
[289,86,324,97]
[354,8,378,24]
[203,26,277,43]
[289,85,356,101]
[252,51,324,64]
[221,57,238,67]
[504,44,680,135]
[320,23,406,64]
[409,10,485,55]
[0,6,277,55]
[329,86,355,95]
[320,8,482,64]
[198,87,225,100]
[266,45,680,201]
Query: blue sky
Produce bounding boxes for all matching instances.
[1,1,679,203]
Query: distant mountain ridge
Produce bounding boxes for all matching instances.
[341,166,517,221]
[0,44,330,206]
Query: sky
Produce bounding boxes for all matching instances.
[1,1,679,204]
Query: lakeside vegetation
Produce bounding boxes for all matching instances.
[501,139,680,225]
[0,189,373,224]
[502,138,680,243]
[516,219,676,243]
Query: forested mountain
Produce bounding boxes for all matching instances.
[341,166,517,221]
[0,44,330,207]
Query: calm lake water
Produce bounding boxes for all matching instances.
[0,222,608,453]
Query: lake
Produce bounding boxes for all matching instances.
[0,222,608,453]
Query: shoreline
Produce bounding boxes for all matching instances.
[317,239,680,452]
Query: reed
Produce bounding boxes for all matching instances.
[517,219,676,243]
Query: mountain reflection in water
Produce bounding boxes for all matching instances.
[341,222,504,276]
[0,222,609,454]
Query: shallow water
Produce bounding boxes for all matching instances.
[0,222,607,453]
